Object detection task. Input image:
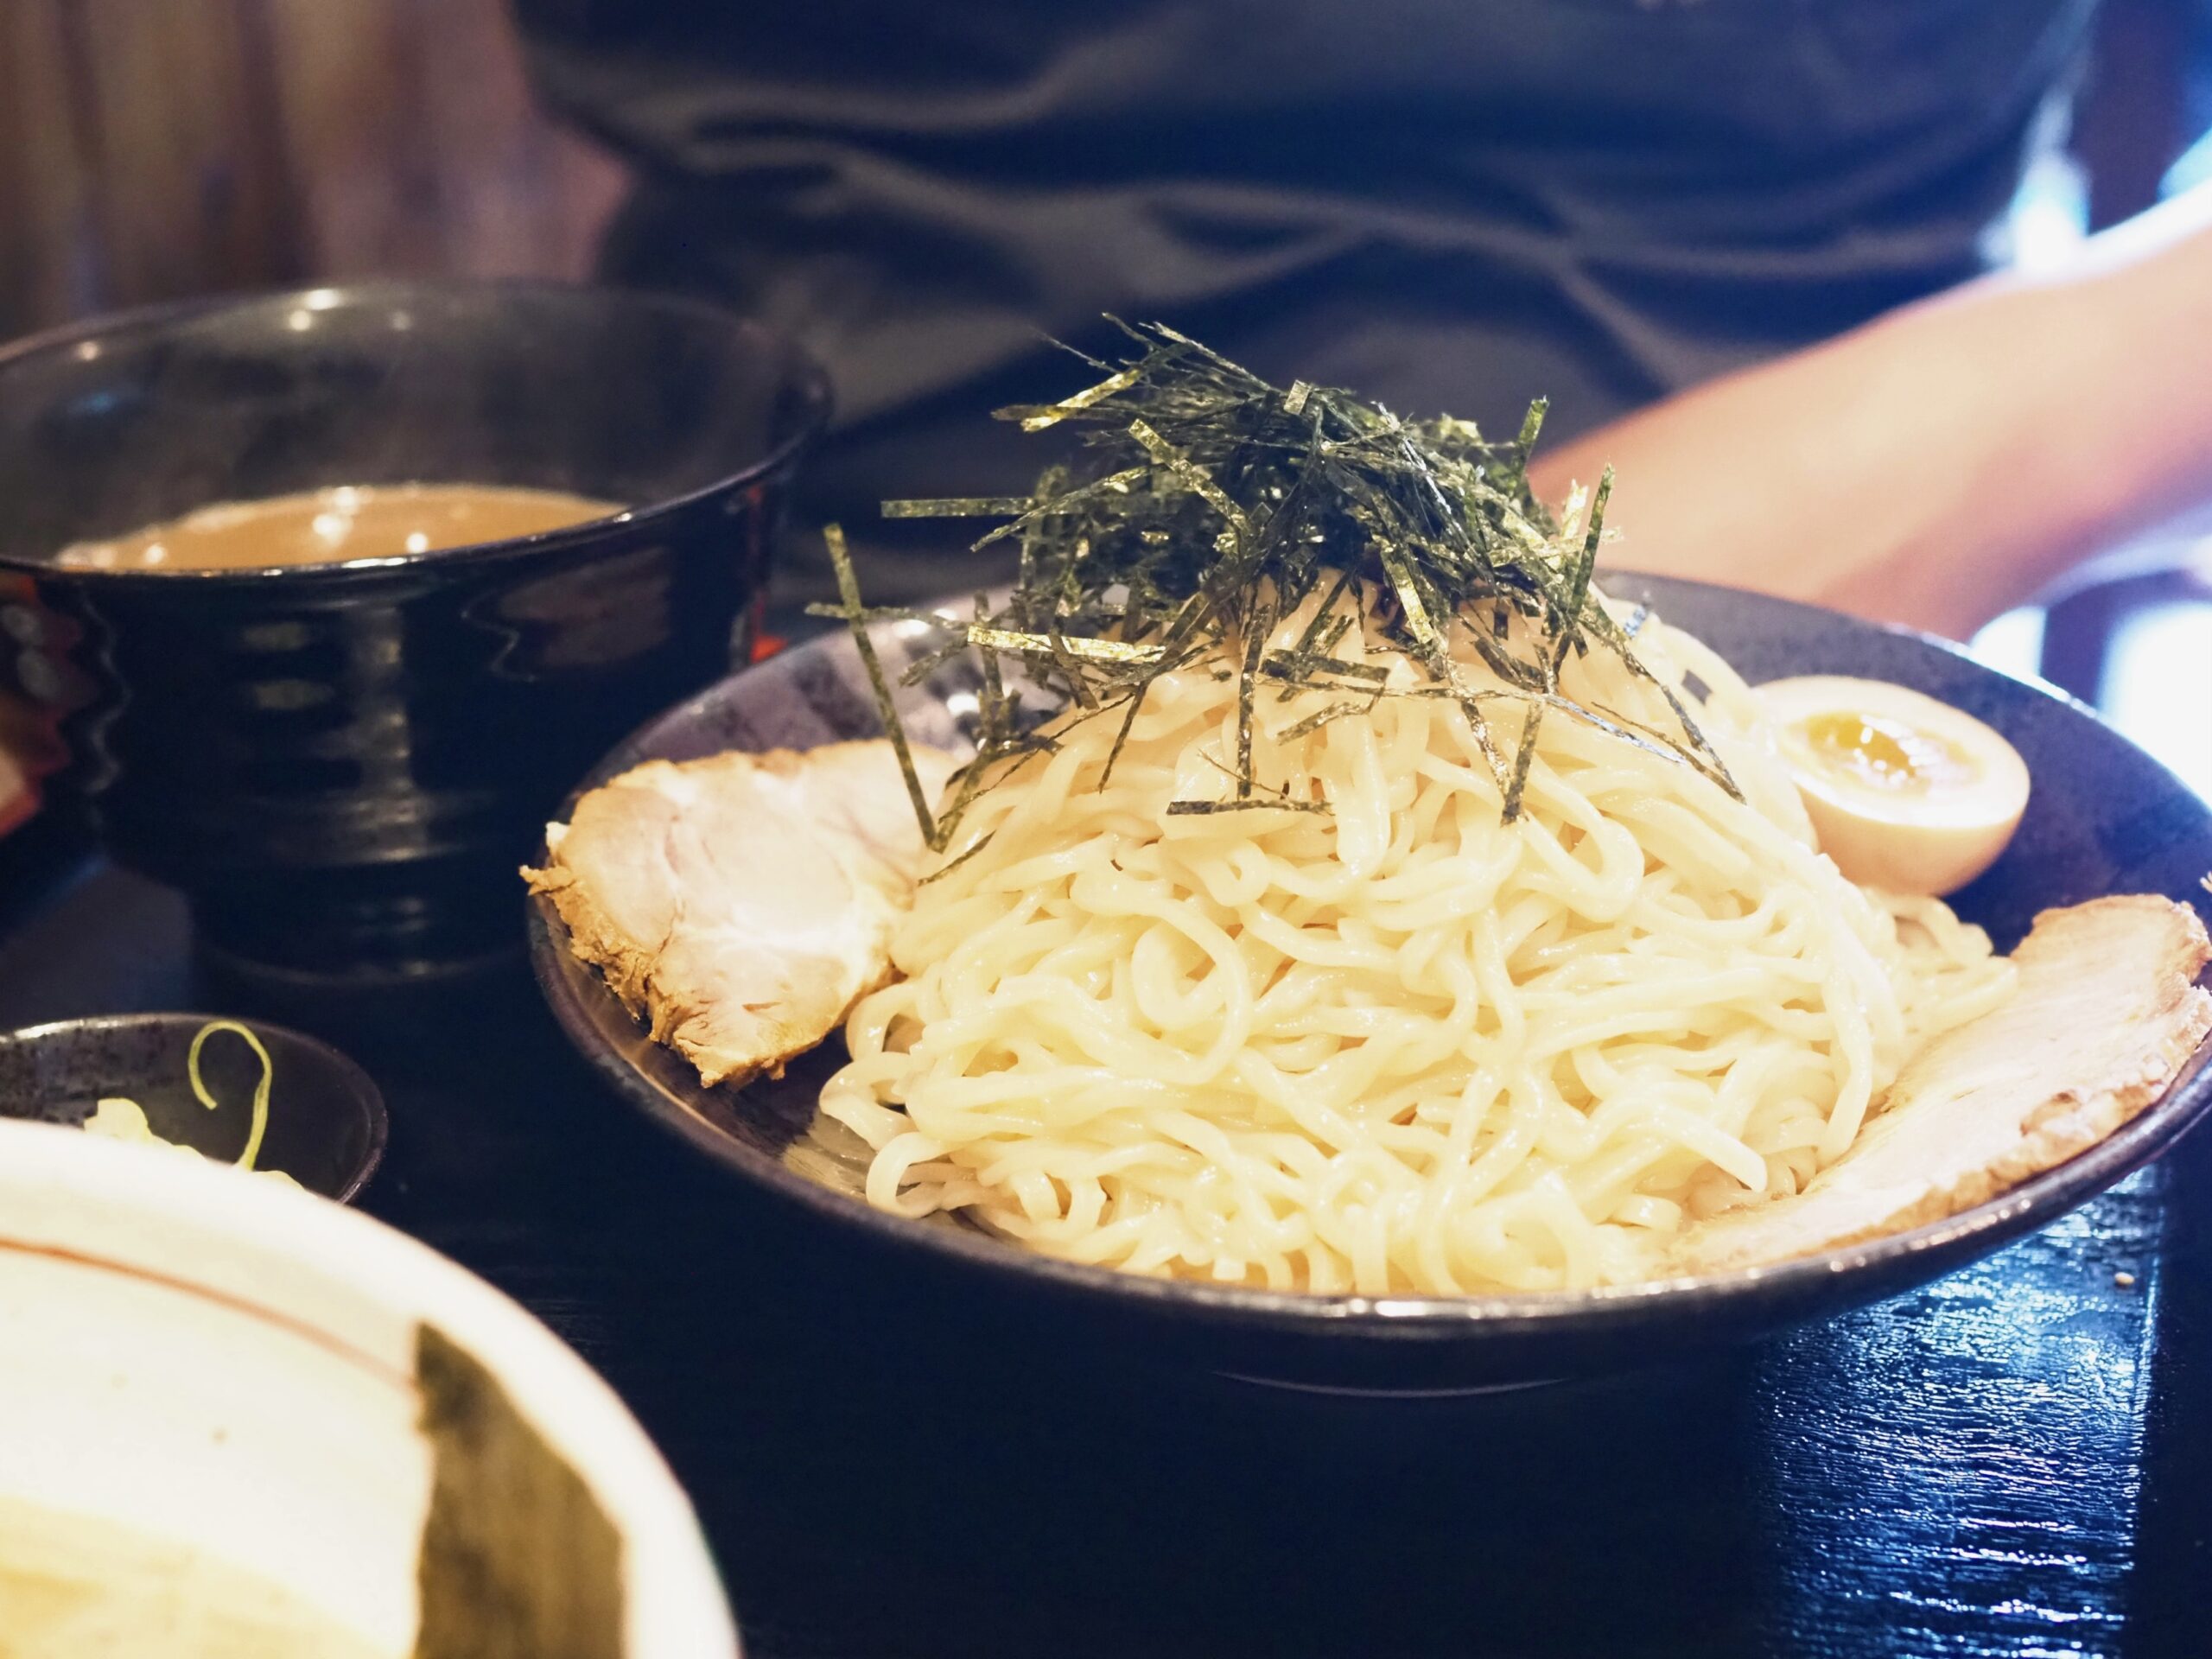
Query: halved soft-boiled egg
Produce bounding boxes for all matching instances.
[1756,676,2030,896]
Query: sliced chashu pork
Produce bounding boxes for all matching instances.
[1674,893,2212,1275]
[526,741,957,1088]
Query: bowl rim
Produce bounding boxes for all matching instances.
[0,276,834,587]
[526,575,2212,1343]
[0,1009,391,1204]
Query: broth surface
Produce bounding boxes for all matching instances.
[55,484,621,572]
[0,1496,385,1657]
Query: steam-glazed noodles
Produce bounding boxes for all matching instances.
[819,594,2015,1294]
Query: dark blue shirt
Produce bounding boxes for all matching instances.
[520,0,2098,602]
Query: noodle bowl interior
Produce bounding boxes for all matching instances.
[820,587,2015,1295]
[0,1497,377,1658]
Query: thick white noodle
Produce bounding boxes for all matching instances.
[821,595,2015,1294]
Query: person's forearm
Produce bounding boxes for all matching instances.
[1532,188,2212,639]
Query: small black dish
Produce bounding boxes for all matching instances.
[0,1012,387,1202]
[0,280,831,988]
[530,575,2212,1392]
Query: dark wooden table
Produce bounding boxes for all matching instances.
[3,852,2206,1658]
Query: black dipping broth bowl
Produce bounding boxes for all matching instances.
[0,1013,386,1202]
[0,281,830,986]
[531,575,2212,1393]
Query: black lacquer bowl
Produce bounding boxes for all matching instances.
[0,281,830,986]
[0,1013,386,1202]
[531,576,2212,1390]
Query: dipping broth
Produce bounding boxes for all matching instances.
[0,1496,382,1658]
[54,484,622,572]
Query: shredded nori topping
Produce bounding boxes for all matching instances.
[812,319,1738,852]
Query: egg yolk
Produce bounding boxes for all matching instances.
[1796,711,1976,796]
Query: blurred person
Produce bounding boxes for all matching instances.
[516,1,2212,639]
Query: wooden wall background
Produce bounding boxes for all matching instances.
[0,0,626,341]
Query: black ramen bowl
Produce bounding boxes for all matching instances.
[529,576,2212,1391]
[0,1012,386,1202]
[0,281,830,986]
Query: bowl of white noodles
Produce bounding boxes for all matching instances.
[527,331,2212,1391]
[528,572,2212,1391]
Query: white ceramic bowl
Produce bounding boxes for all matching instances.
[0,1119,738,1656]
